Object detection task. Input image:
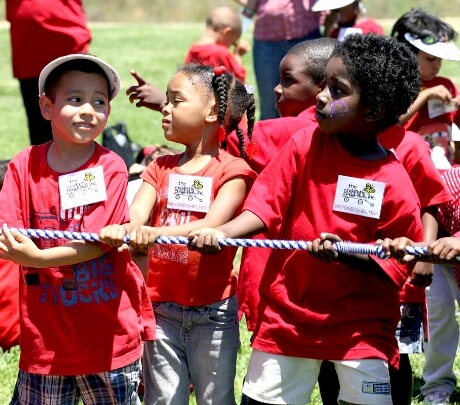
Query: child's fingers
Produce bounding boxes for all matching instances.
[130,70,146,85]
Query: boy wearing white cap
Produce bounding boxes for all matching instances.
[0,54,155,404]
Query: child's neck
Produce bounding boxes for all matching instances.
[47,140,96,173]
[337,133,388,161]
[179,142,220,174]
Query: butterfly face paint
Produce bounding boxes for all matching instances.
[330,100,349,118]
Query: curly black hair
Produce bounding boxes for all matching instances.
[391,8,457,54]
[178,63,256,158]
[333,33,421,130]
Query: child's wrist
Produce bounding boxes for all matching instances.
[242,6,255,18]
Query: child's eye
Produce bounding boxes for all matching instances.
[280,76,293,87]
[94,99,106,106]
[68,96,81,103]
[329,85,344,98]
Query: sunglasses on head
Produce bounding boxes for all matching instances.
[418,33,447,45]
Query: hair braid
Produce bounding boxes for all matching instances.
[212,72,230,128]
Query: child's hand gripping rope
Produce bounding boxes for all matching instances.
[2,225,460,268]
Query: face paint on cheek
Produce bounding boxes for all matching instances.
[330,100,349,118]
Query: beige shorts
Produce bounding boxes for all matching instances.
[243,349,392,405]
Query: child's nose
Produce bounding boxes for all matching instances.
[79,102,95,115]
[273,83,282,95]
[161,102,172,115]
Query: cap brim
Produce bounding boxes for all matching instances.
[404,33,460,61]
[312,0,355,12]
[38,54,121,100]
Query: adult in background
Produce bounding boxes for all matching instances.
[6,0,91,145]
[234,0,322,120]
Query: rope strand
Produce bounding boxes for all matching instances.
[0,227,443,260]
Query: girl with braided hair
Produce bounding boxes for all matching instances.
[100,63,257,405]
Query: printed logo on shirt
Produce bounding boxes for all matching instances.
[150,244,189,264]
[333,175,385,219]
[37,254,118,306]
[59,166,107,210]
[362,381,391,395]
[167,174,213,213]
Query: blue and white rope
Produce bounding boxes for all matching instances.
[0,227,435,260]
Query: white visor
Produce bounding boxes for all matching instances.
[312,0,355,12]
[404,32,460,61]
[38,54,121,100]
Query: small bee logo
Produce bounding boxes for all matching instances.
[193,179,203,190]
[84,172,95,182]
[364,183,375,194]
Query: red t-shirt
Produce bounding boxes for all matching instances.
[185,43,246,82]
[404,77,460,165]
[244,126,423,367]
[0,143,155,375]
[227,107,317,330]
[0,259,20,352]
[380,125,452,303]
[141,150,257,306]
[7,0,91,79]
[330,18,384,40]
[227,106,317,173]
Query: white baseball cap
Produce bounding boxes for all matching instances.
[312,0,355,12]
[38,54,121,100]
[404,32,460,61]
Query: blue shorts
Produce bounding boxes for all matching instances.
[396,303,423,354]
[10,359,142,405]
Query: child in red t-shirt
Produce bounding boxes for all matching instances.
[312,0,384,40]
[185,6,249,82]
[189,33,428,405]
[0,159,20,353]
[0,54,155,404]
[100,64,257,405]
[391,8,460,168]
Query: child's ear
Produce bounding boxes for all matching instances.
[365,104,385,122]
[205,102,218,123]
[39,95,53,121]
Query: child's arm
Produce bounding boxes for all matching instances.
[126,70,167,111]
[129,176,262,249]
[0,224,106,268]
[100,180,157,248]
[399,85,454,125]
[188,209,266,253]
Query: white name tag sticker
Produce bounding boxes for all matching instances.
[59,166,107,210]
[333,175,385,219]
[428,99,458,119]
[167,174,213,213]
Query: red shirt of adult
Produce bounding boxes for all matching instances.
[7,0,91,79]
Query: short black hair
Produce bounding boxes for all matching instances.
[287,37,338,85]
[44,59,111,100]
[0,160,11,190]
[333,33,421,129]
[391,8,457,54]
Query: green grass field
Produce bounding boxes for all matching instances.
[1,19,460,405]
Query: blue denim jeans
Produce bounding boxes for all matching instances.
[253,28,321,120]
[143,295,240,405]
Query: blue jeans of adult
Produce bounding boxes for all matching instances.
[143,295,240,405]
[253,28,321,121]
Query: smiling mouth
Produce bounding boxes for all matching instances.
[75,122,93,129]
